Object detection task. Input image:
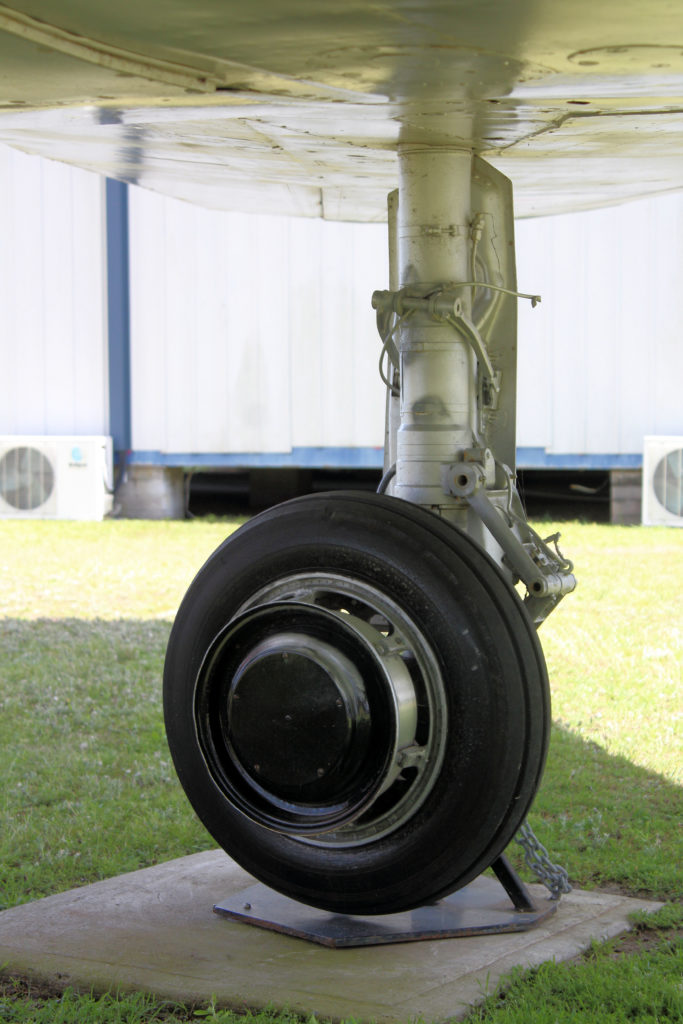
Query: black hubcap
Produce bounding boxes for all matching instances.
[195,603,396,834]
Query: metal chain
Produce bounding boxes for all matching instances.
[514,821,572,900]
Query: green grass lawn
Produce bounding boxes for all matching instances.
[0,516,681,1023]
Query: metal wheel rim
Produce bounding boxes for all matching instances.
[234,571,449,847]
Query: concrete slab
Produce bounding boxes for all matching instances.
[0,851,662,1022]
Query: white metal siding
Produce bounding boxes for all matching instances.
[2,142,682,466]
[515,194,683,457]
[128,189,388,456]
[131,185,683,464]
[0,144,108,437]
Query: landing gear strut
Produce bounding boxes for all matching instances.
[163,149,574,916]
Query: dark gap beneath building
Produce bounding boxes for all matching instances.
[187,468,612,522]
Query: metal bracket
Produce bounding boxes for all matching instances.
[372,287,500,400]
[372,283,540,410]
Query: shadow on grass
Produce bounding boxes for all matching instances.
[519,721,682,901]
[0,618,680,912]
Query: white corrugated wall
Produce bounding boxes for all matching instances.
[129,185,683,464]
[127,189,388,457]
[1,139,682,464]
[515,195,683,458]
[0,144,108,437]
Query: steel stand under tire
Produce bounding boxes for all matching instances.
[163,491,549,917]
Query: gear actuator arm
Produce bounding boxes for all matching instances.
[442,457,576,626]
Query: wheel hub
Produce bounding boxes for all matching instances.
[194,597,428,837]
[227,632,371,799]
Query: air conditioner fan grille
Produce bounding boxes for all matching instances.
[653,449,683,517]
[0,446,55,510]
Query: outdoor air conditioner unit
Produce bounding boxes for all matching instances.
[0,436,113,520]
[642,436,683,527]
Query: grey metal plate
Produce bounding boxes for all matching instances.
[213,875,557,947]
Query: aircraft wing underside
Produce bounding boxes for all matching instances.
[0,0,682,218]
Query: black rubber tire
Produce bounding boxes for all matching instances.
[163,491,550,915]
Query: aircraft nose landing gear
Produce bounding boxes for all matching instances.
[164,148,572,919]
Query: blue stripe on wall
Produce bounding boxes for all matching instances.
[128,447,642,470]
[106,179,131,457]
[516,448,641,470]
[129,447,386,469]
